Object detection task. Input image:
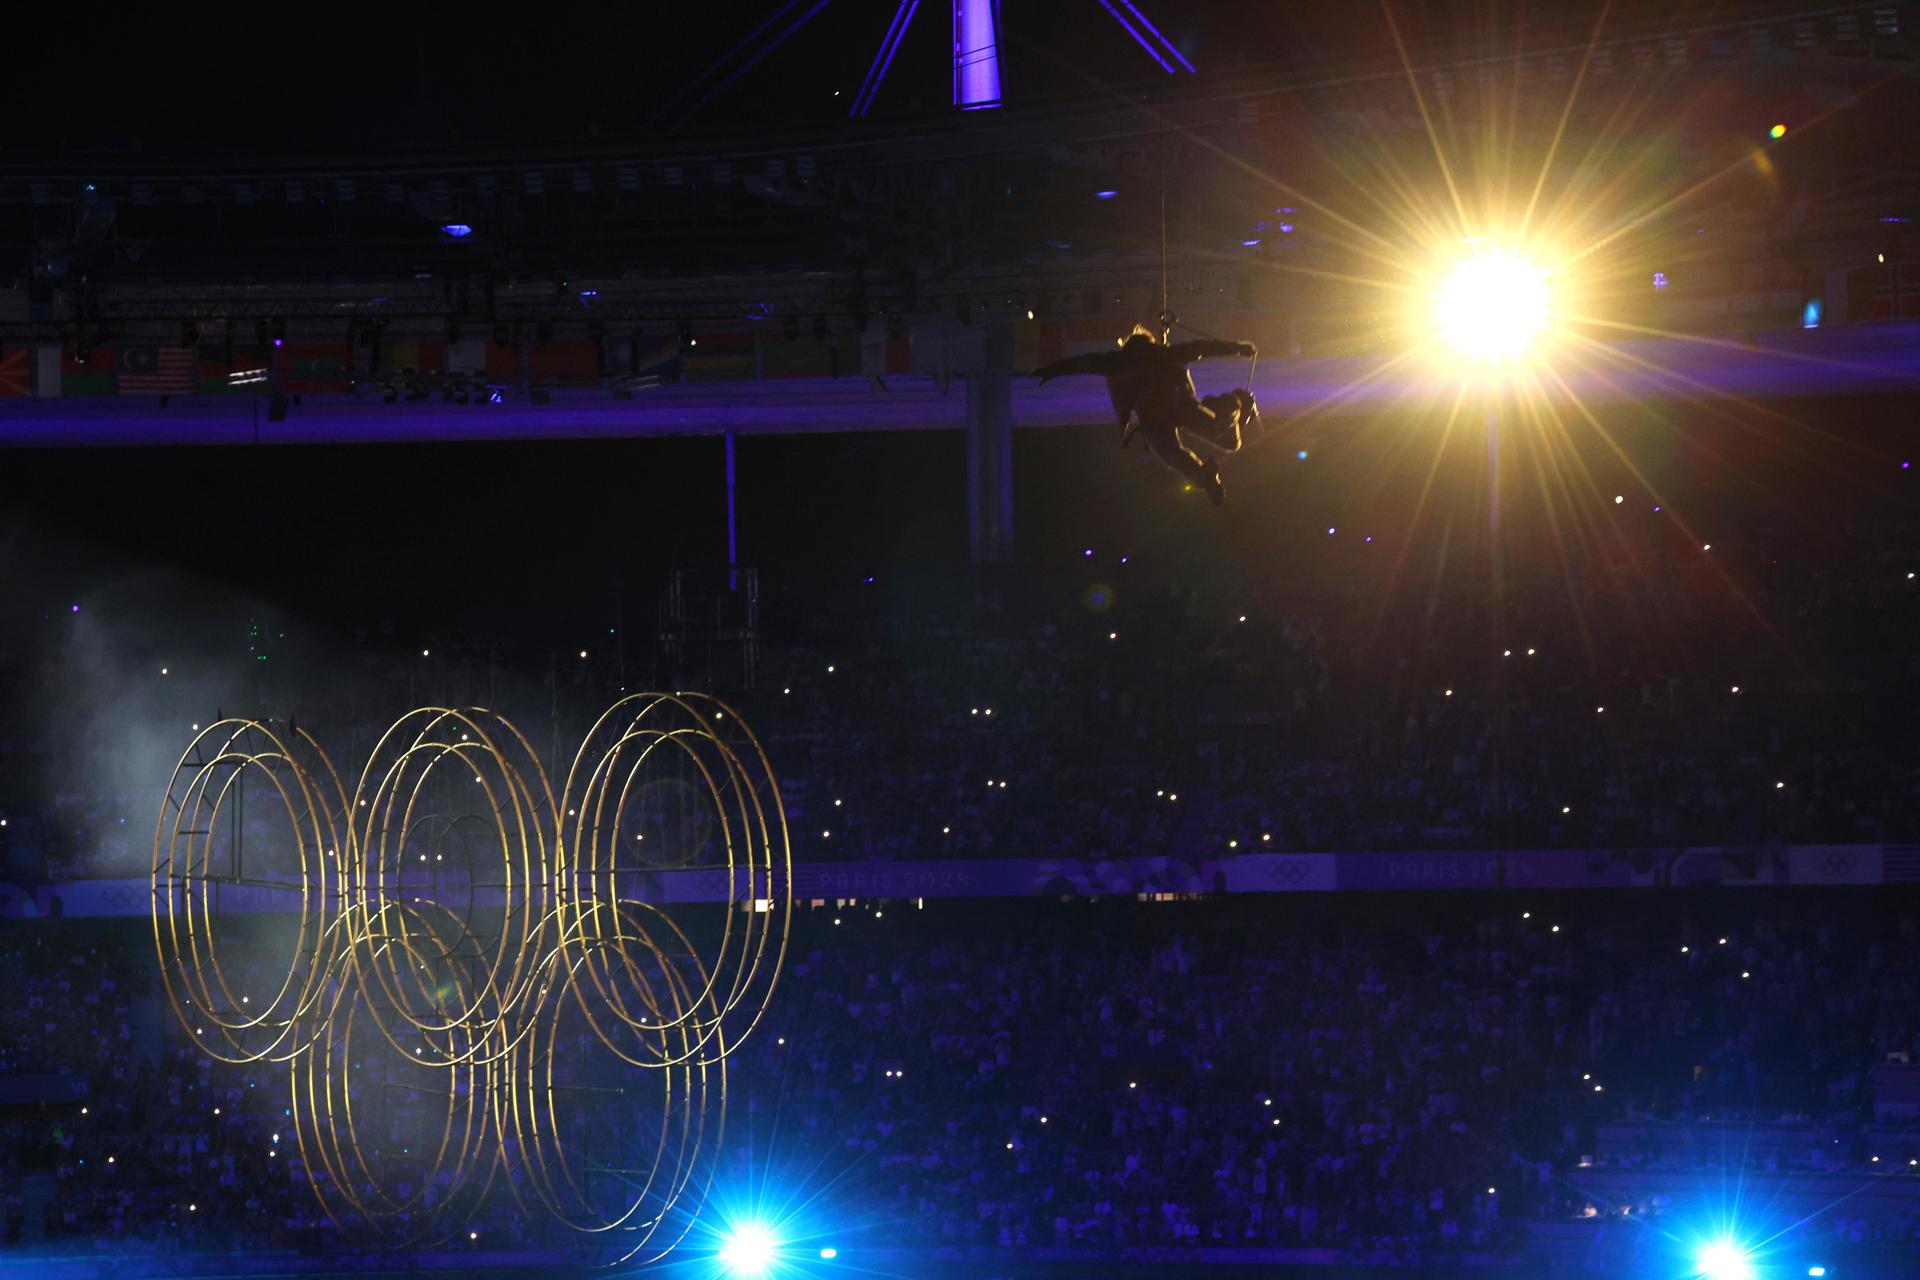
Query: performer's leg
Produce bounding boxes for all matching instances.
[1143,423,1224,504]
[1184,396,1245,455]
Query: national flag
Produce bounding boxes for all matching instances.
[381,341,444,375]
[116,345,197,395]
[682,331,756,382]
[1063,315,1122,347]
[444,337,487,377]
[1176,313,1288,361]
[600,336,680,381]
[858,322,911,377]
[0,347,30,397]
[757,331,840,378]
[61,345,117,396]
[1014,319,1063,372]
[484,342,521,383]
[632,336,681,377]
[602,335,687,379]
[529,340,601,383]
[283,343,353,394]
[1885,846,1920,883]
[1867,262,1920,320]
[198,344,270,395]
[34,347,61,397]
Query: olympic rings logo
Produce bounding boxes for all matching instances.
[1266,858,1312,886]
[150,695,790,1261]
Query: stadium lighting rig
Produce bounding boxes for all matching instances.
[717,1222,780,1276]
[1434,247,1552,364]
[1695,1239,1757,1280]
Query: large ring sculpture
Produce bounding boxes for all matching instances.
[150,695,791,1262]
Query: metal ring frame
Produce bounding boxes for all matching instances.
[150,695,791,1260]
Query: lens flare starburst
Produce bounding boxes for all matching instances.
[1433,249,1551,363]
[717,1222,779,1276]
[1695,1240,1756,1280]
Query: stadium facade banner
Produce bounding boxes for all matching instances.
[1786,844,1883,885]
[1671,845,1784,886]
[1214,853,1336,893]
[1338,849,1501,890]
[27,844,1899,919]
[1503,847,1664,889]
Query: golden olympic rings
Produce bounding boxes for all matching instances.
[151,696,791,1257]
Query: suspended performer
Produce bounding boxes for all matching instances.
[1033,324,1259,505]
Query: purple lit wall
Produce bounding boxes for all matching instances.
[6,323,1919,451]
[953,0,1002,110]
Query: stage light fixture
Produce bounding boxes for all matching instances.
[1434,248,1549,362]
[718,1223,778,1276]
[1695,1241,1756,1280]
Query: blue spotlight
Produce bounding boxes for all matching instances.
[441,223,474,238]
[718,1223,779,1276]
[1808,1268,1827,1277]
[819,1247,838,1259]
[1696,1240,1756,1280]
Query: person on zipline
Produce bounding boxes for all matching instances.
[1033,324,1259,505]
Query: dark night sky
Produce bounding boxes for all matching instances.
[0,1,1697,158]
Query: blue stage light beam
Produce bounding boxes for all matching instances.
[1696,1240,1756,1280]
[718,1222,780,1277]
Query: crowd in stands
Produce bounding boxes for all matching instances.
[731,498,1920,861]
[8,892,1920,1266]
[4,475,1917,876]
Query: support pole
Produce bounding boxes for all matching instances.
[725,429,739,591]
[966,320,1015,564]
[1485,402,1500,534]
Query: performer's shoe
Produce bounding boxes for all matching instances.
[1200,460,1226,506]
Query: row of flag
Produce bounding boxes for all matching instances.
[8,268,1906,399]
[0,321,922,399]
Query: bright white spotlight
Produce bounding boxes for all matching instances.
[1435,249,1550,362]
[1695,1240,1756,1280]
[718,1223,779,1276]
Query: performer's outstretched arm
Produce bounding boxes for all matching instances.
[1033,351,1123,383]
[1166,339,1256,364]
